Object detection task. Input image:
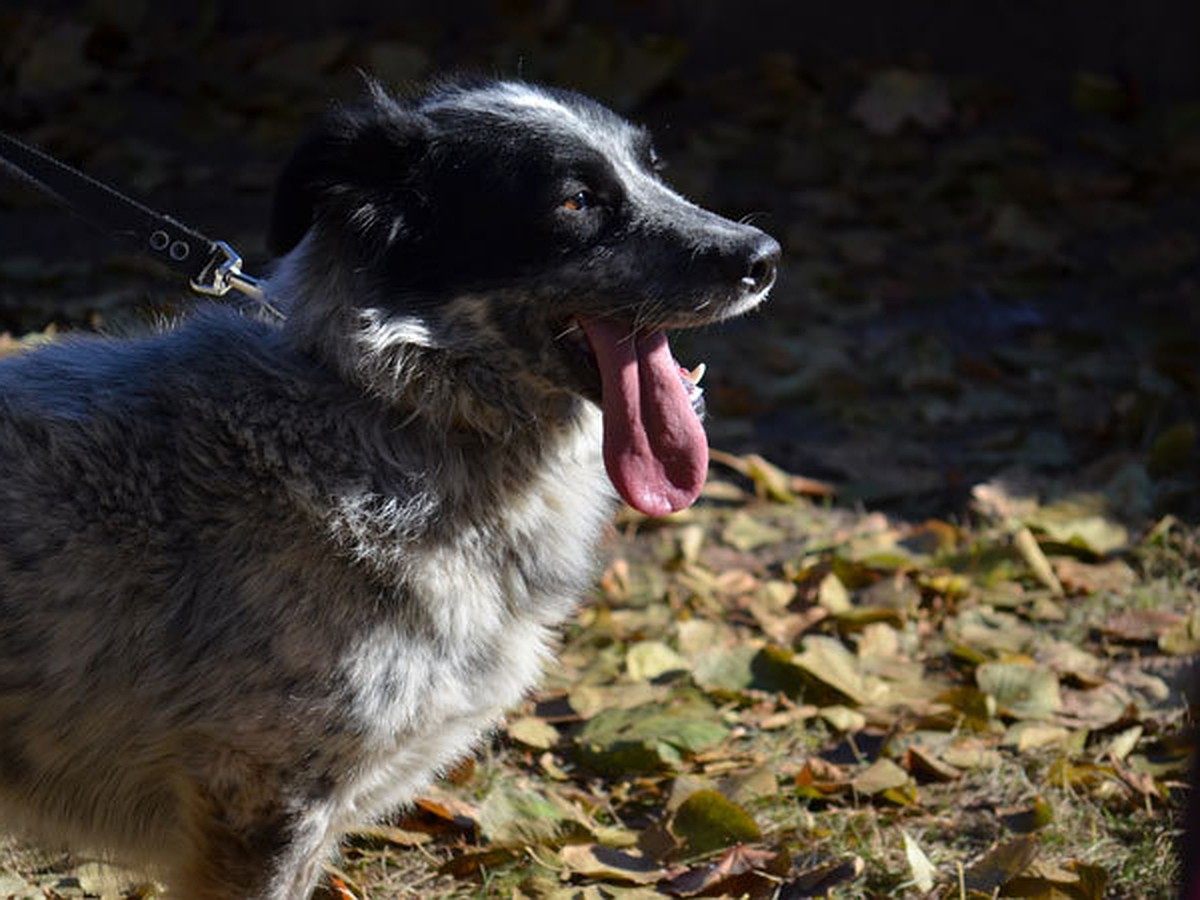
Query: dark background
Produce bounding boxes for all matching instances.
[2,0,1199,518]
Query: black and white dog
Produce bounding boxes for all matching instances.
[0,79,778,898]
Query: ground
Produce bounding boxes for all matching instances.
[0,6,1197,898]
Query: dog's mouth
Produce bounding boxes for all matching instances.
[564,317,708,518]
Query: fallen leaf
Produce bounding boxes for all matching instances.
[1159,607,1200,655]
[507,716,560,750]
[998,797,1054,834]
[1032,513,1129,556]
[1003,858,1108,900]
[627,640,690,681]
[1103,608,1185,643]
[347,823,432,847]
[477,779,586,845]
[790,635,889,706]
[723,512,787,551]
[1052,557,1136,594]
[662,844,788,897]
[1013,527,1064,595]
[575,700,729,775]
[816,572,851,613]
[901,830,936,894]
[976,661,1062,720]
[1004,721,1072,752]
[961,836,1039,893]
[777,856,864,898]
[1103,725,1144,762]
[558,844,666,885]
[670,790,762,857]
[568,683,667,719]
[903,745,963,783]
[796,758,852,795]
[820,705,866,733]
[692,643,760,694]
[851,758,910,796]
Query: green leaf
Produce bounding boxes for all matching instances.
[670,790,762,857]
[477,779,586,846]
[693,643,759,694]
[575,700,728,775]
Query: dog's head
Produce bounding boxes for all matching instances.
[268,79,779,516]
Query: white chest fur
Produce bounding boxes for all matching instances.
[332,408,612,819]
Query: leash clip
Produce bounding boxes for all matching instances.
[191,240,264,300]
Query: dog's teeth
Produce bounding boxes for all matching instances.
[686,363,706,385]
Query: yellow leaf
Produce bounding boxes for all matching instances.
[558,844,665,885]
[851,758,910,796]
[901,830,936,894]
[507,716,560,750]
[626,641,689,681]
[817,572,851,613]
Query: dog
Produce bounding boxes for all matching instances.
[0,78,778,898]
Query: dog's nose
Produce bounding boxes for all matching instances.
[719,232,780,294]
[743,234,781,294]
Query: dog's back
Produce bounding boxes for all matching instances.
[0,78,777,898]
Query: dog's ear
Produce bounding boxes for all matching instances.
[267,87,430,257]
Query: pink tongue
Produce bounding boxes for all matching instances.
[578,318,709,517]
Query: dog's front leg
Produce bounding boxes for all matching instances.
[173,798,335,900]
[171,744,337,900]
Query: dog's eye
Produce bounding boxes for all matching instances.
[562,190,595,212]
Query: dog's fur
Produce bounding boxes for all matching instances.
[0,79,778,898]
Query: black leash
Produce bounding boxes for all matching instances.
[0,130,277,316]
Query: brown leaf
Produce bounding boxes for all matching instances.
[396,790,478,838]
[662,845,788,897]
[777,856,864,898]
[903,746,963,783]
[346,823,431,847]
[1002,859,1108,900]
[795,758,851,795]
[961,836,1039,893]
[1051,557,1136,595]
[997,796,1054,834]
[1102,609,1185,643]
